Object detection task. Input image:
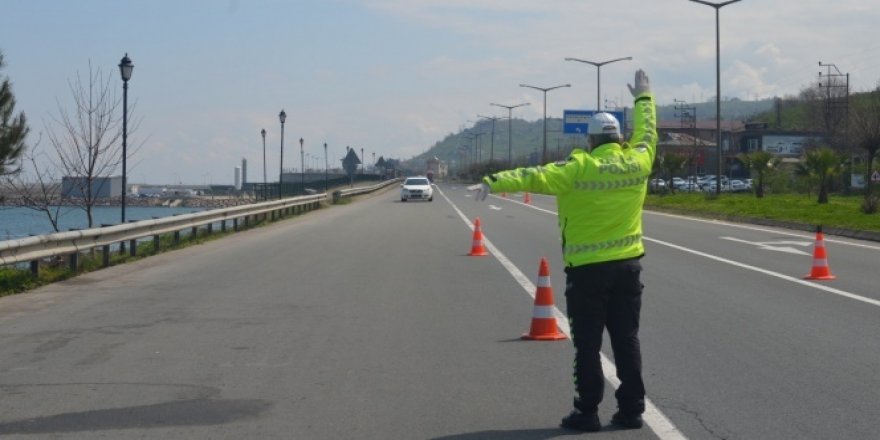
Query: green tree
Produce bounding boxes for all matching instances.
[737,151,779,198]
[797,147,843,204]
[0,51,29,176]
[658,153,686,193]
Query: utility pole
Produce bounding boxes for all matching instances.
[818,61,850,151]
[675,99,698,188]
[477,114,506,163]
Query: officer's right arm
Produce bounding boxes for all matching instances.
[484,158,579,196]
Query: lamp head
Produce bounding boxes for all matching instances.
[118,53,133,81]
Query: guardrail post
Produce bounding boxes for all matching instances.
[102,245,110,267]
[129,239,137,257]
[233,218,239,231]
[221,220,226,232]
[30,260,39,277]
[153,235,160,253]
[207,223,213,235]
[191,226,198,239]
[69,253,78,272]
[174,230,181,245]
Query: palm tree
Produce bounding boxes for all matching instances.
[798,147,843,204]
[737,151,779,198]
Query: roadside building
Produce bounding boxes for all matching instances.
[61,176,123,198]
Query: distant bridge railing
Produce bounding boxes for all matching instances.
[0,178,400,276]
[332,178,401,202]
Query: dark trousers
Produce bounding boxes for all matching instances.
[564,257,645,415]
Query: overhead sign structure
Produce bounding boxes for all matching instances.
[563,110,625,135]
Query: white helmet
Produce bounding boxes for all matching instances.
[587,112,621,136]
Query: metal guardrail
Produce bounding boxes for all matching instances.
[332,178,401,201]
[1,178,403,274]
[0,193,326,270]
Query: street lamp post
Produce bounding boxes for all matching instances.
[564,56,632,111]
[260,128,267,200]
[118,53,133,223]
[689,0,742,196]
[324,142,328,192]
[491,102,530,167]
[519,83,571,164]
[477,114,504,163]
[360,148,364,174]
[279,110,286,199]
[300,138,305,193]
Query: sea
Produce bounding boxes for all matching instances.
[0,205,206,242]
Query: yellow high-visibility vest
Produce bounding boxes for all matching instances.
[484,93,657,267]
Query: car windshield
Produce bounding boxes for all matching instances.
[405,179,429,186]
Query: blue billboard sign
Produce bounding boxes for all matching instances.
[563,110,625,135]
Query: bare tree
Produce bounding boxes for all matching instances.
[3,140,64,232]
[800,82,848,152]
[850,85,880,202]
[44,60,138,228]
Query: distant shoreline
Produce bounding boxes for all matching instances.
[1,195,259,210]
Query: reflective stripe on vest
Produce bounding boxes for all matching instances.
[573,176,648,191]
[563,233,642,257]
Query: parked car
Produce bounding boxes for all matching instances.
[729,179,749,193]
[650,178,667,191]
[400,177,434,202]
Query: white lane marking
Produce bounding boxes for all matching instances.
[489,205,502,211]
[437,186,688,440]
[490,194,557,215]
[645,210,880,250]
[645,236,880,308]
[720,236,812,256]
[502,196,879,307]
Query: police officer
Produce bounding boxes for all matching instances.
[469,69,655,432]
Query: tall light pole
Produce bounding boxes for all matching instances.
[564,56,632,111]
[519,83,571,164]
[260,128,267,200]
[118,53,133,223]
[491,102,530,167]
[324,142,328,192]
[360,148,364,174]
[689,0,742,195]
[477,114,505,163]
[279,110,286,199]
[300,137,305,193]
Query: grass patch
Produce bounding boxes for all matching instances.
[645,192,880,233]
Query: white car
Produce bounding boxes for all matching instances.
[400,177,433,202]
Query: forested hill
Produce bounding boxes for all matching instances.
[406,98,776,168]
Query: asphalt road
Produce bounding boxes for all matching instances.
[0,183,877,439]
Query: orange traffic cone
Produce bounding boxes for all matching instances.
[522,257,566,341]
[501,192,507,198]
[804,225,836,280]
[468,218,489,256]
[523,192,531,204]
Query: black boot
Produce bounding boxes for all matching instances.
[610,411,643,429]
[560,409,601,432]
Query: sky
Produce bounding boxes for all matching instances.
[2,0,880,185]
